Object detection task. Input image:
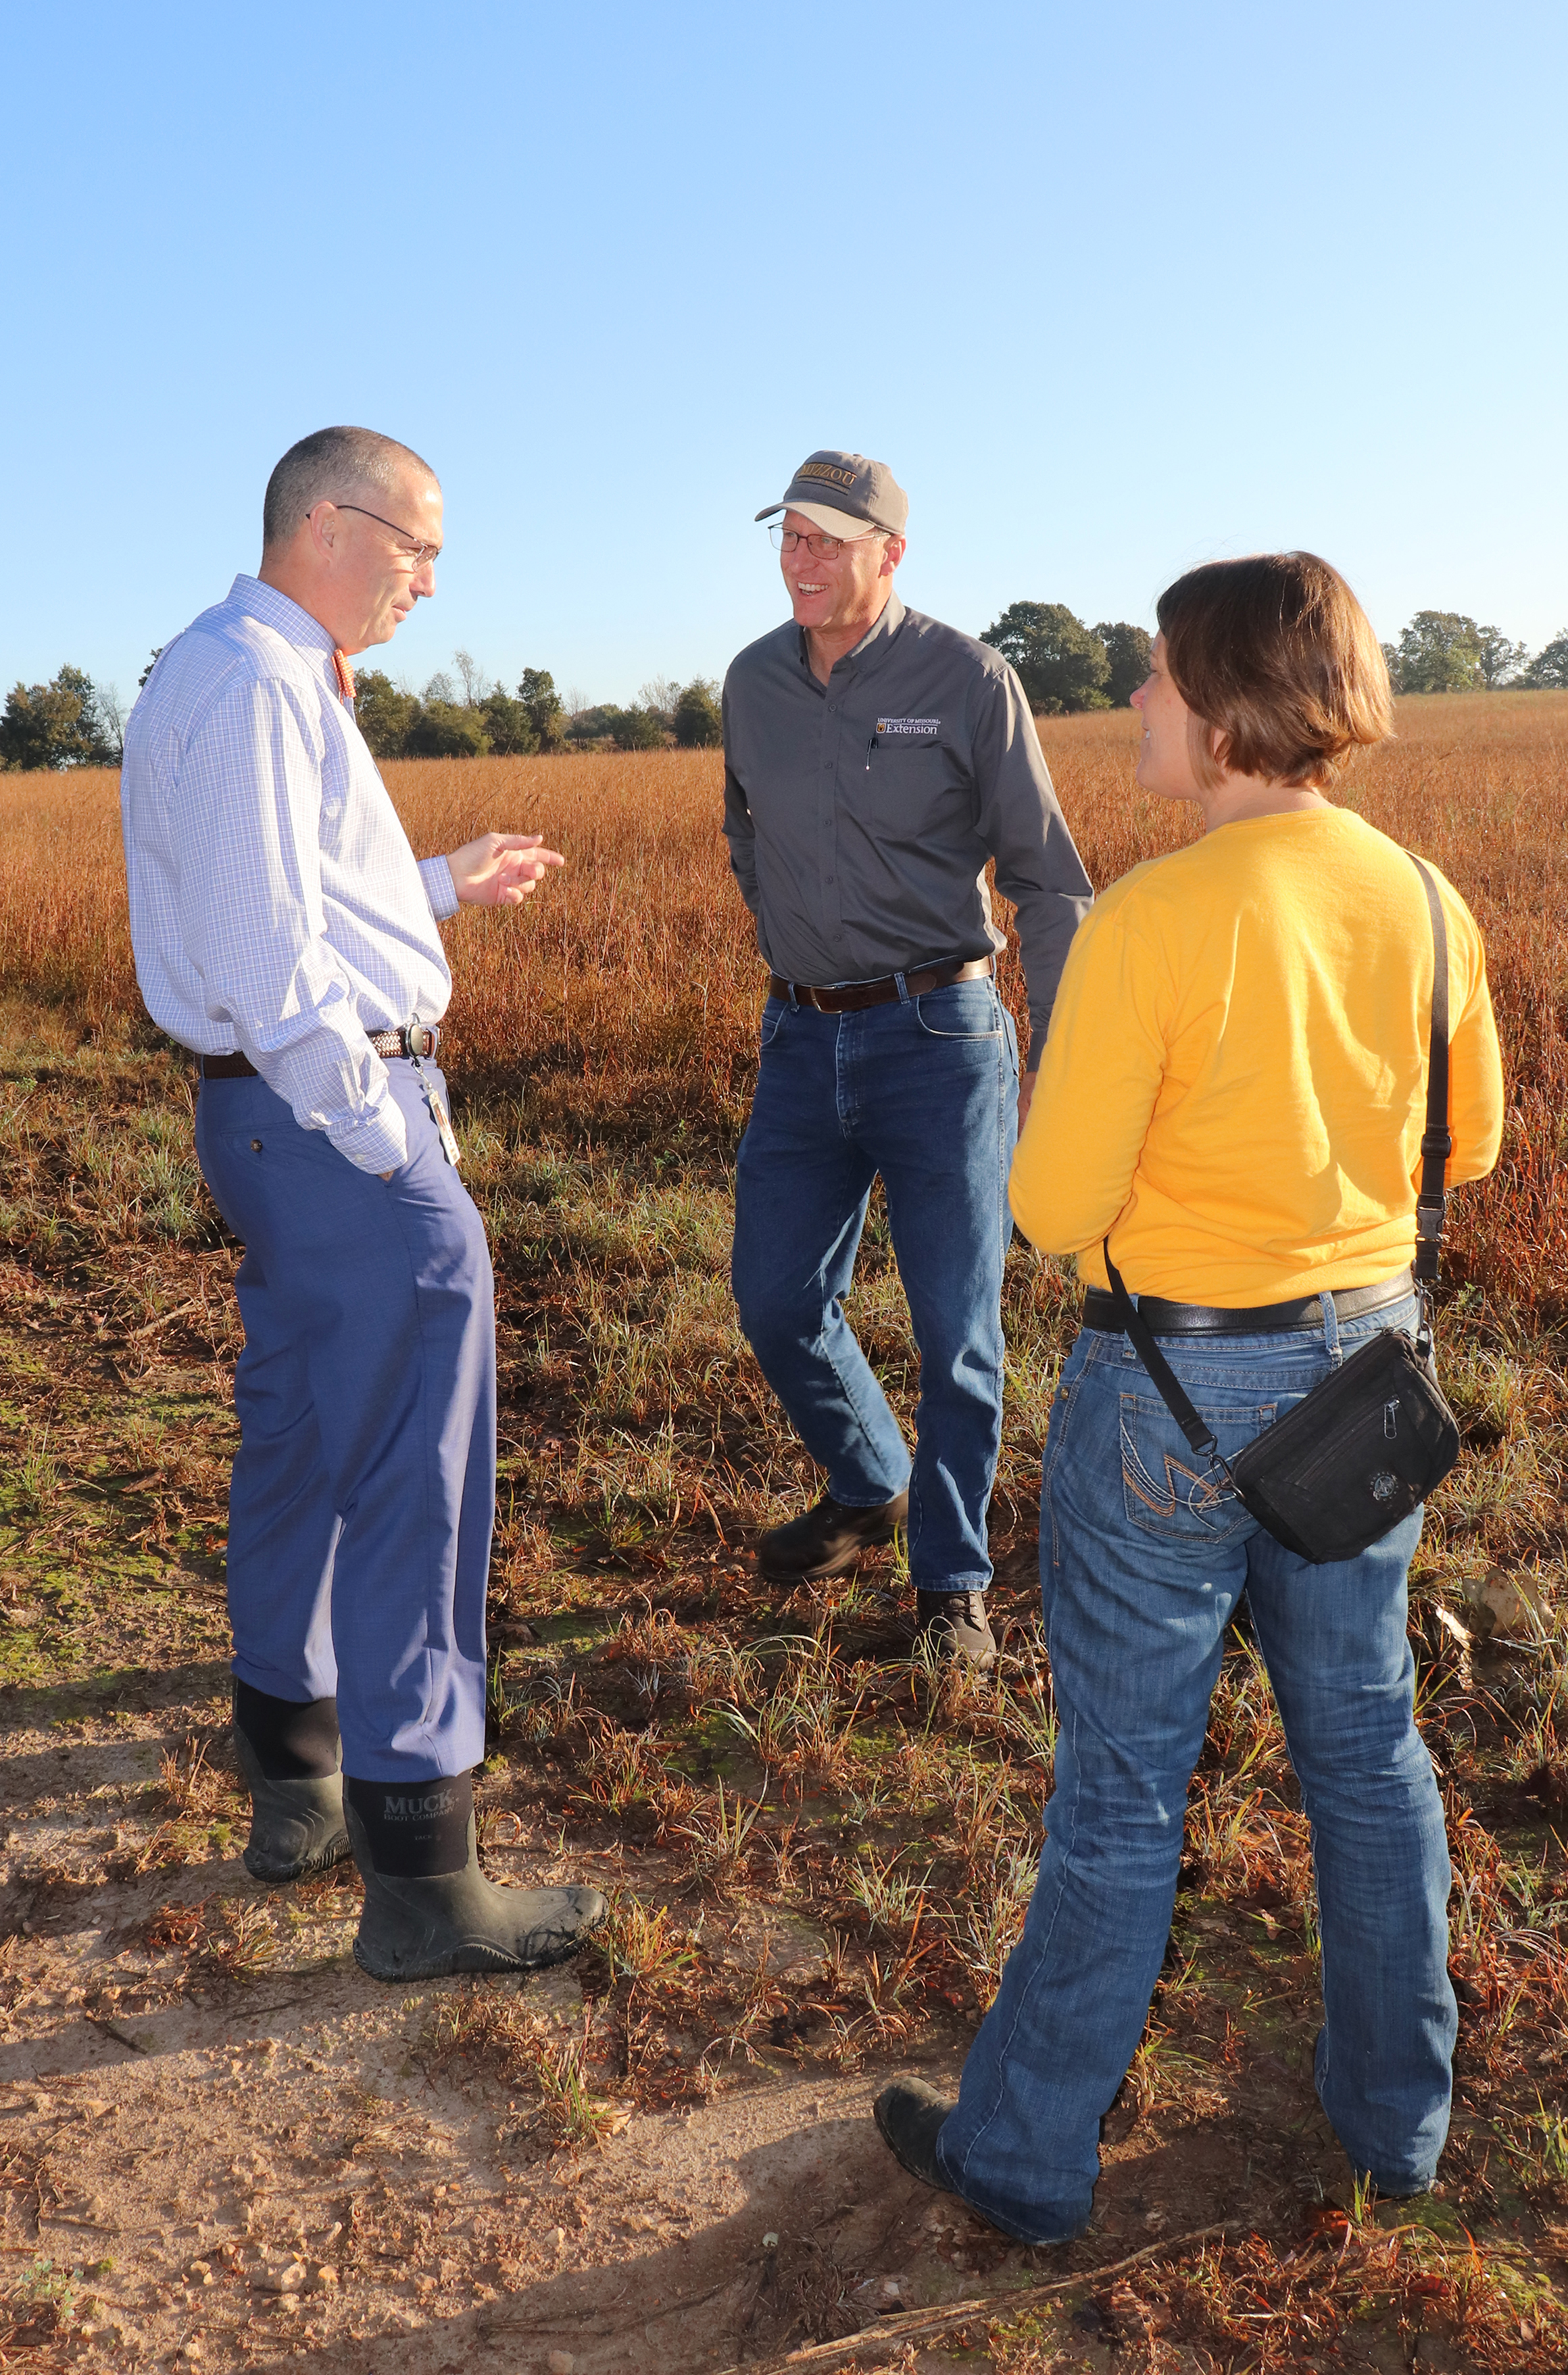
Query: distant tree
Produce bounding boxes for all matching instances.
[138,647,165,690]
[604,704,666,752]
[453,649,487,707]
[1523,630,1568,690]
[518,668,566,753]
[1475,626,1529,688]
[406,700,492,759]
[94,681,128,763]
[0,665,118,770]
[422,670,457,705]
[479,685,539,756]
[566,704,622,745]
[980,602,1110,714]
[672,677,723,748]
[1395,612,1484,694]
[355,670,420,758]
[638,677,681,731]
[1380,641,1403,690]
[1092,621,1153,709]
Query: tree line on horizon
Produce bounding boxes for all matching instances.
[3,608,1566,772]
[351,656,725,761]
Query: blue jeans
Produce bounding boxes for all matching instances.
[195,1064,495,1783]
[731,976,1018,1590]
[937,1294,1455,2240]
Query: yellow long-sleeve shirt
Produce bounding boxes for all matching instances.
[1010,806,1504,1303]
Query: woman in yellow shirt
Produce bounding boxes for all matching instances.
[874,553,1503,2244]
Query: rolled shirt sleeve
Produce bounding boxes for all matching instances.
[419,854,460,922]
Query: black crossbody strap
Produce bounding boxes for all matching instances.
[1408,854,1451,1286]
[1100,846,1451,1444]
[1101,1240,1223,1465]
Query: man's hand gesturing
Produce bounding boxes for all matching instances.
[446,832,565,908]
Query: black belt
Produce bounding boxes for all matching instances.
[1081,1269,1415,1336]
[198,1023,440,1081]
[768,954,993,1014]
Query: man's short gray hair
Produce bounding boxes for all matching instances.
[262,426,438,550]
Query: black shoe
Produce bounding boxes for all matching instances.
[345,1801,608,1984]
[875,2078,959,2193]
[759,1490,908,1582]
[915,1590,997,1672]
[231,1722,351,1885]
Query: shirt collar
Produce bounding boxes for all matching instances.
[228,574,339,668]
[794,590,907,683]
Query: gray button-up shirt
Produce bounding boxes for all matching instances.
[722,593,1092,1056]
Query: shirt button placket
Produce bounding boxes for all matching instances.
[822,697,846,945]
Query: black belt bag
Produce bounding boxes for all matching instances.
[1102,853,1461,1566]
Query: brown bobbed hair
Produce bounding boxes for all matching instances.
[1156,552,1393,791]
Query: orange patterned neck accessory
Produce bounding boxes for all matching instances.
[333,649,356,705]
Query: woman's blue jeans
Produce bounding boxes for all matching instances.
[937,1294,1456,2242]
[731,977,1018,1590]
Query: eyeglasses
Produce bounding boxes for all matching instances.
[320,503,442,568]
[768,524,885,559]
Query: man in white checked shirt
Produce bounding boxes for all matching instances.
[121,426,605,1982]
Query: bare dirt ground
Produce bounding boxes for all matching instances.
[0,1675,1371,2375]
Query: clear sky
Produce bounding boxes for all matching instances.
[3,0,1564,715]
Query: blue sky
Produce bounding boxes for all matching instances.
[3,0,1563,713]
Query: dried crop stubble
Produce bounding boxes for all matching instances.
[26,688,1567,1311]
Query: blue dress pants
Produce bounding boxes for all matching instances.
[937,1295,1456,2241]
[731,977,1019,1590]
[195,1063,494,1782]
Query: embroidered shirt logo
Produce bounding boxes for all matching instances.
[876,717,940,735]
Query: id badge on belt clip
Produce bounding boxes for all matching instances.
[405,1016,461,1167]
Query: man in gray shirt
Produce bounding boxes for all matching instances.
[724,450,1092,1666]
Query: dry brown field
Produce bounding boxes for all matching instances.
[0,691,1564,2372]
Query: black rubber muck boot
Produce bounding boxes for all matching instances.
[344,1773,607,1984]
[232,1680,351,1884]
[915,1590,998,1672]
[759,1490,909,1582]
[874,2078,960,2193]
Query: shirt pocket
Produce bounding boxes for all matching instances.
[852,737,959,840]
[1119,1391,1278,1542]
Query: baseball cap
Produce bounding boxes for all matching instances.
[756,449,908,541]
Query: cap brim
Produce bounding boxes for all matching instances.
[755,498,891,540]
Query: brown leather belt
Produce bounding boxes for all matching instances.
[198,1024,439,1081]
[767,954,994,1014]
[1082,1269,1415,1336]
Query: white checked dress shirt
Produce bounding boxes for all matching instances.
[121,575,457,1175]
